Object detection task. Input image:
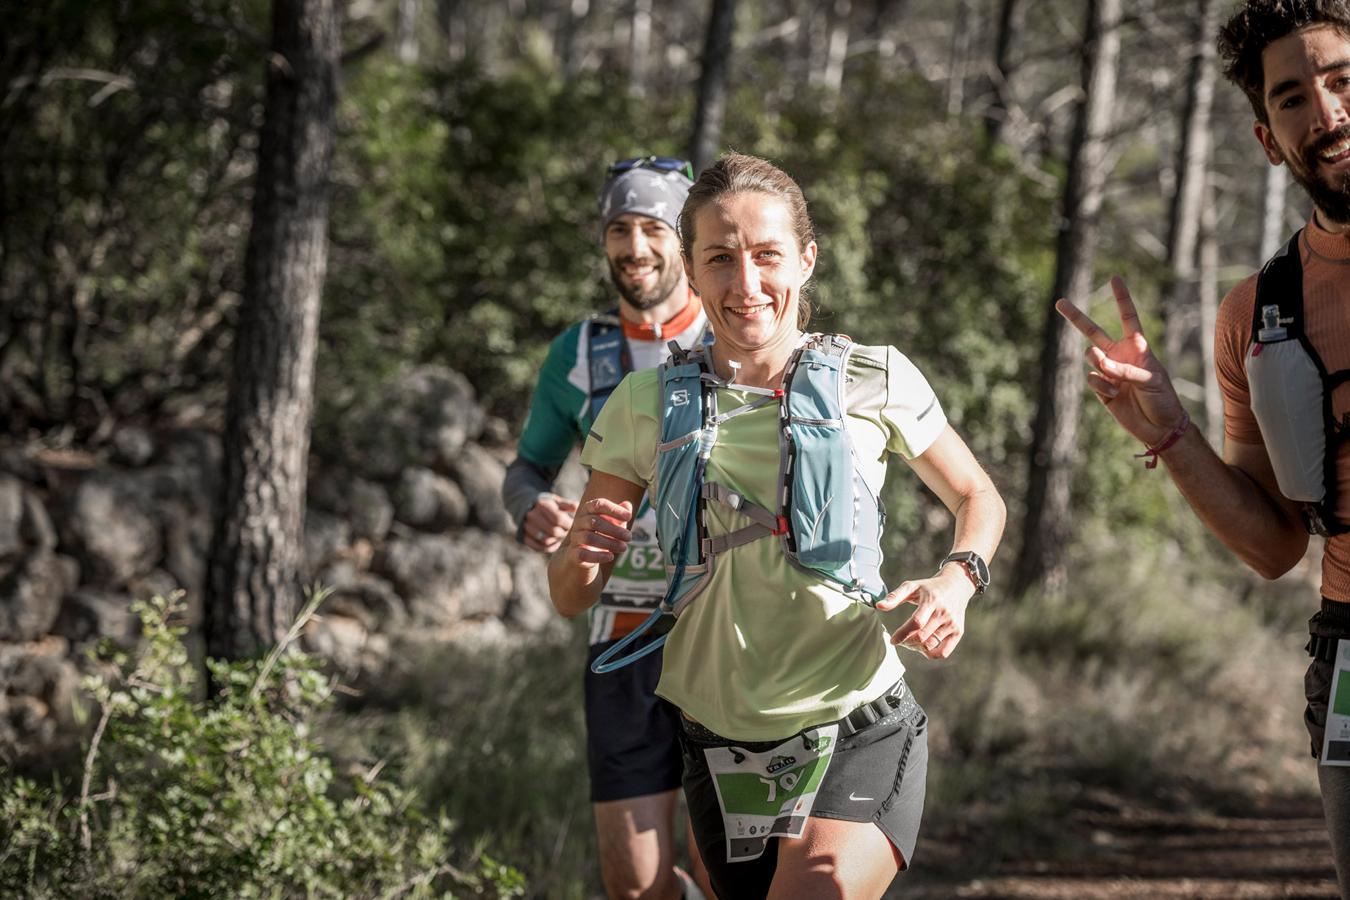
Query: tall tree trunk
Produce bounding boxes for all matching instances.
[436,0,463,63]
[1260,162,1290,260]
[866,0,908,60]
[558,0,590,76]
[945,0,972,117]
[205,0,337,661]
[1013,0,1121,600]
[689,0,738,176]
[397,0,420,63]
[629,0,652,96]
[802,0,826,88]
[822,0,851,94]
[984,0,1025,142]
[1161,0,1218,369]
[1199,183,1223,447]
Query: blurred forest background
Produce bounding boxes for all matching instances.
[0,0,1336,896]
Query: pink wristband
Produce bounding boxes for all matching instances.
[1134,410,1190,469]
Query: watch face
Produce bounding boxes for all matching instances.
[946,551,989,589]
[971,554,990,584]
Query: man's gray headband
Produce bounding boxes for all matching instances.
[598,168,693,232]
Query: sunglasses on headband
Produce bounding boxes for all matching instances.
[606,156,694,181]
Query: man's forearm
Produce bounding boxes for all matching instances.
[501,456,561,529]
[1159,426,1309,579]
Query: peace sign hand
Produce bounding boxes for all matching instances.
[1055,276,1186,446]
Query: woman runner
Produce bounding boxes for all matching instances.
[549,153,1006,898]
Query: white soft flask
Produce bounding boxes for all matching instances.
[1245,303,1327,503]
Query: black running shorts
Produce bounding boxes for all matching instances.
[584,637,685,803]
[679,685,928,898]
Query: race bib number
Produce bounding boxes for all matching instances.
[703,726,838,862]
[601,502,664,609]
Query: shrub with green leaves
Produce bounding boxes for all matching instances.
[0,594,524,899]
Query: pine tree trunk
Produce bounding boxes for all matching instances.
[984,0,1024,143]
[1013,0,1121,600]
[822,0,851,94]
[1199,184,1223,448]
[1162,0,1218,369]
[558,0,590,76]
[397,0,420,63]
[205,0,337,661]
[689,0,738,176]
[945,0,972,117]
[629,0,652,97]
[867,0,908,60]
[1260,162,1290,260]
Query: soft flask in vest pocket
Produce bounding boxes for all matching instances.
[1246,303,1327,504]
[1244,230,1350,537]
[785,344,887,599]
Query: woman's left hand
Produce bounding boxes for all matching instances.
[875,567,975,659]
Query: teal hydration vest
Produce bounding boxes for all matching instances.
[591,334,888,673]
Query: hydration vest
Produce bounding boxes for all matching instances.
[591,334,888,673]
[1245,229,1350,537]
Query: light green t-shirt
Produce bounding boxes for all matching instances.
[581,343,947,741]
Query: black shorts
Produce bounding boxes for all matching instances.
[679,683,928,898]
[584,637,685,803]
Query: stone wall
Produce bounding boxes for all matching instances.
[0,365,568,763]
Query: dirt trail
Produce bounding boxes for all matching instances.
[902,796,1339,899]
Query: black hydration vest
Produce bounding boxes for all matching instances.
[586,309,632,423]
[1248,229,1350,536]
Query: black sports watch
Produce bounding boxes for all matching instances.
[938,551,990,594]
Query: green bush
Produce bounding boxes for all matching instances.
[321,629,603,900]
[0,594,525,899]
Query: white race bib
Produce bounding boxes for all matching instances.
[704,726,838,862]
[1322,639,1350,766]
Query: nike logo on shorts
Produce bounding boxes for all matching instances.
[848,792,873,802]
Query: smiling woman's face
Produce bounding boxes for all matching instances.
[684,191,817,357]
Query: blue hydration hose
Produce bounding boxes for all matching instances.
[590,454,707,674]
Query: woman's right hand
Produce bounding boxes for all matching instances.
[548,473,645,618]
[560,497,634,569]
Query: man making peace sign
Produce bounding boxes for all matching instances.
[1059,2,1350,891]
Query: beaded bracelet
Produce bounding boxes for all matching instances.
[1134,409,1190,469]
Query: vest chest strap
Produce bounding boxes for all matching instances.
[702,483,780,530]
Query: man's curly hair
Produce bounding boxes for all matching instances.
[1218,0,1350,121]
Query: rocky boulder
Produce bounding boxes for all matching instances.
[377,531,512,624]
[61,470,163,587]
[309,473,394,543]
[341,367,486,479]
[0,552,80,642]
[111,426,156,468]
[53,589,140,647]
[304,507,352,573]
[394,467,470,531]
[450,445,513,534]
[0,636,81,754]
[0,476,23,560]
[503,545,560,634]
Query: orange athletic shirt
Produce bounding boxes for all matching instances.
[1214,218,1350,601]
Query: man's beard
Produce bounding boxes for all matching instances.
[1288,124,1350,226]
[608,257,683,311]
